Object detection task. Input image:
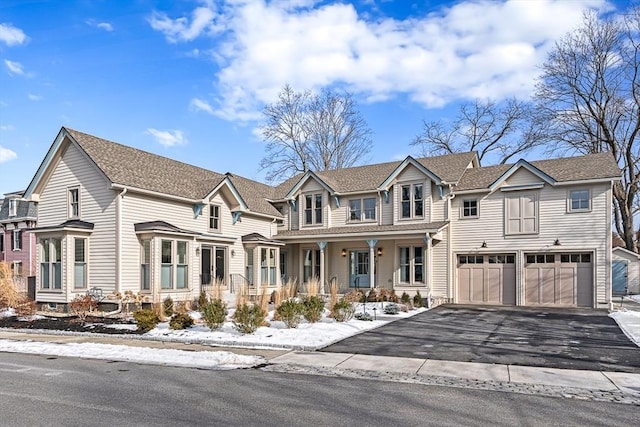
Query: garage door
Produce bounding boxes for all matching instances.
[524,253,593,307]
[458,254,516,305]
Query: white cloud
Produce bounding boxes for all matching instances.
[4,59,24,76]
[148,4,222,43]
[28,94,42,101]
[190,98,215,114]
[0,23,27,46]
[0,146,17,163]
[150,0,610,121]
[146,128,187,147]
[86,19,114,32]
[0,125,14,131]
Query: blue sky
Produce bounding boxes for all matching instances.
[0,0,621,195]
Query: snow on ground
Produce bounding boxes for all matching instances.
[610,311,640,346]
[0,339,265,370]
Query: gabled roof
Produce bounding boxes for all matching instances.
[284,170,336,199]
[488,159,556,191]
[455,152,620,192]
[273,151,477,198]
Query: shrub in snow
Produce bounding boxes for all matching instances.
[330,298,355,322]
[413,290,423,308]
[301,295,325,323]
[401,292,411,305]
[169,312,194,330]
[276,299,304,328]
[163,296,174,317]
[133,309,160,332]
[69,295,98,323]
[388,290,399,303]
[343,290,364,303]
[383,303,400,315]
[198,291,208,309]
[200,299,228,330]
[367,288,378,302]
[378,288,391,302]
[355,312,372,321]
[233,303,265,334]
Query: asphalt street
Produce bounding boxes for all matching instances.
[0,352,638,426]
[323,305,640,372]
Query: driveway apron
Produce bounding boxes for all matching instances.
[321,305,640,373]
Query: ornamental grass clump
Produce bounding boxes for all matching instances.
[413,290,423,308]
[301,295,324,323]
[0,262,24,309]
[163,296,174,317]
[330,298,355,322]
[232,303,265,334]
[200,299,228,330]
[133,309,160,332]
[169,312,194,330]
[276,299,304,328]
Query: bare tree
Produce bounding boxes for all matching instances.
[259,85,372,183]
[536,10,640,251]
[411,98,547,164]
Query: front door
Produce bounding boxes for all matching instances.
[201,246,212,285]
[349,250,371,288]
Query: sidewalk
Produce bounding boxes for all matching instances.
[1,329,639,402]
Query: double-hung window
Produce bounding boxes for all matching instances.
[568,189,590,212]
[161,240,173,289]
[68,188,80,218]
[8,199,17,217]
[209,205,221,231]
[398,246,425,284]
[41,238,62,290]
[304,194,323,225]
[161,240,189,290]
[261,248,277,286]
[349,197,376,221]
[74,238,87,289]
[400,183,424,219]
[176,241,188,289]
[141,240,151,291]
[11,229,21,251]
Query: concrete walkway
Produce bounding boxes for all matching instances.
[270,351,640,396]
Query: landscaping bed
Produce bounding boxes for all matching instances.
[0,314,142,335]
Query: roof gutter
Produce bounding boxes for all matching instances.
[110,184,198,204]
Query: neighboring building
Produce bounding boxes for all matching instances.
[612,247,640,295]
[23,127,621,310]
[0,190,38,292]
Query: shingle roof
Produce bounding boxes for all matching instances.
[65,128,281,217]
[273,152,477,198]
[0,198,37,221]
[455,152,621,191]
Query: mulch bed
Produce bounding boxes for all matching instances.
[0,315,145,335]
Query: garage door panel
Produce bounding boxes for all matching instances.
[471,268,484,302]
[558,266,576,305]
[457,254,515,305]
[487,267,502,304]
[540,267,556,304]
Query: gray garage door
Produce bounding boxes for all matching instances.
[524,253,593,307]
[457,254,516,305]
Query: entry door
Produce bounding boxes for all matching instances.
[613,261,628,295]
[215,247,226,283]
[201,246,212,285]
[349,250,371,288]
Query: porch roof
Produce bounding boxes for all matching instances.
[242,233,285,246]
[31,219,95,233]
[275,221,448,240]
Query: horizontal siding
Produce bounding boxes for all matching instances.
[431,232,448,298]
[381,189,393,225]
[505,168,545,186]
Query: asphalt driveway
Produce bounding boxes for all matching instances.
[322,305,640,373]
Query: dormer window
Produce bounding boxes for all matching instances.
[400,183,424,219]
[8,199,17,217]
[209,205,221,232]
[349,197,376,222]
[304,193,323,225]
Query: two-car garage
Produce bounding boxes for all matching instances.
[457,252,594,307]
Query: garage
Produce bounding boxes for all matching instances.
[524,253,593,307]
[457,254,516,305]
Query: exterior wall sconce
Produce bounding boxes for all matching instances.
[341,248,347,257]
[195,246,200,256]
[553,238,561,246]
[481,241,487,248]
[231,249,236,257]
[377,247,383,256]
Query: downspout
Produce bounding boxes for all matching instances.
[446,184,456,303]
[107,187,127,316]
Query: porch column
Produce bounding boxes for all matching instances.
[366,239,378,289]
[317,241,327,294]
[423,235,433,308]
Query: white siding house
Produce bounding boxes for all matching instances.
[23,127,621,310]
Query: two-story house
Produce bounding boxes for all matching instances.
[0,190,38,292]
[22,127,620,310]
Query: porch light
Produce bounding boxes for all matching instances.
[195,246,200,256]
[341,248,347,257]
[481,241,487,248]
[377,247,383,257]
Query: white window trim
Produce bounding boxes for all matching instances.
[8,199,17,217]
[397,245,426,285]
[12,261,22,278]
[12,229,21,251]
[209,204,222,232]
[505,192,539,236]
[40,237,63,291]
[461,198,479,219]
[567,188,591,213]
[68,186,81,219]
[398,182,425,221]
[302,193,324,226]
[348,197,377,223]
[140,240,151,291]
[160,239,190,291]
[73,237,88,289]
